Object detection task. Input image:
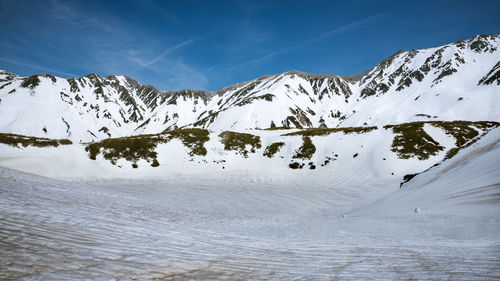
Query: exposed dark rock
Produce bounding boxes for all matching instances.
[478,61,500,85]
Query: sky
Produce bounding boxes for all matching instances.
[0,0,499,91]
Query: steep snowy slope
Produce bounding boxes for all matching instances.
[342,34,500,126]
[0,71,214,141]
[350,125,500,218]
[0,34,498,141]
[176,71,355,131]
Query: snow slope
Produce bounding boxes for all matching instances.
[351,125,500,218]
[1,127,499,280]
[0,123,475,180]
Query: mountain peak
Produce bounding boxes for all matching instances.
[283,70,337,79]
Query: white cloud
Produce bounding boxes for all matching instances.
[305,14,386,44]
[135,37,202,68]
[223,14,386,72]
[42,0,208,91]
[0,57,78,77]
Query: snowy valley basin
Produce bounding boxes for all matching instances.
[1,122,500,280]
[1,34,500,280]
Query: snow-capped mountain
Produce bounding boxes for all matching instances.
[0,34,499,141]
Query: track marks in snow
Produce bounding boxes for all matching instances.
[1,167,500,280]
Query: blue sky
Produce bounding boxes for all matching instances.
[0,0,499,91]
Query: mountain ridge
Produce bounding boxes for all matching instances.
[0,33,499,141]
[1,33,498,90]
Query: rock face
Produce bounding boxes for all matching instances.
[0,34,499,141]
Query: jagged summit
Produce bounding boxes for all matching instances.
[0,34,499,141]
[283,70,338,79]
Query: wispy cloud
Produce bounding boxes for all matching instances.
[304,14,385,44]
[225,51,281,72]
[225,14,386,72]
[134,37,202,68]
[0,57,78,77]
[45,0,207,90]
[165,58,208,90]
[128,56,208,91]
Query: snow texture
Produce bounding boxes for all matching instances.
[0,128,499,279]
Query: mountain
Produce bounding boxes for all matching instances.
[2,34,500,281]
[0,34,499,141]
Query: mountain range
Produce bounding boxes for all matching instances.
[0,34,499,142]
[2,33,500,280]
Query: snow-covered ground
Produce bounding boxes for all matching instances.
[1,129,499,280]
[0,124,459,180]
